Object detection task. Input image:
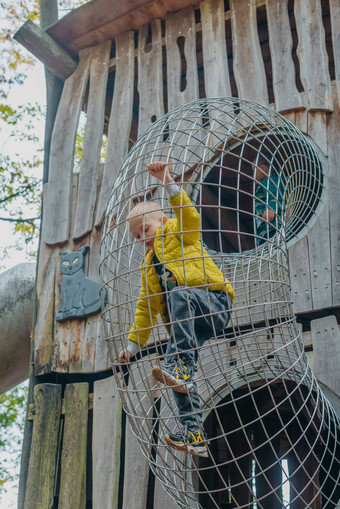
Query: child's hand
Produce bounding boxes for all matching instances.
[119,349,133,363]
[147,161,173,184]
[262,208,275,222]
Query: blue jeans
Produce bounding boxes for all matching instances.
[166,287,232,429]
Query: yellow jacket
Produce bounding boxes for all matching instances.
[128,189,235,347]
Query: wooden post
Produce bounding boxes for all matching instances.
[14,20,77,81]
[40,0,64,184]
[23,384,62,509]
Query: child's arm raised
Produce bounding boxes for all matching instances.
[147,161,201,243]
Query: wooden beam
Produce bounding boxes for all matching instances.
[14,19,78,81]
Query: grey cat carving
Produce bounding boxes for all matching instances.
[56,246,103,323]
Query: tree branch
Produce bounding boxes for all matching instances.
[0,216,40,223]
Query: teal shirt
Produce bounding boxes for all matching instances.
[255,173,284,243]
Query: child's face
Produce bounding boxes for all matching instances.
[129,213,161,251]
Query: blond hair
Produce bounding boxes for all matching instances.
[128,201,162,224]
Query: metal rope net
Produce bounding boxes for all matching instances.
[100,97,340,508]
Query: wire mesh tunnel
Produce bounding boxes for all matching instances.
[99,97,340,508]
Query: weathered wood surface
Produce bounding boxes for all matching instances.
[266,0,304,112]
[34,229,57,374]
[230,0,268,105]
[14,19,77,81]
[24,384,62,509]
[92,378,122,509]
[59,383,88,509]
[137,20,164,138]
[73,41,111,240]
[200,0,232,98]
[95,32,135,227]
[52,175,82,373]
[122,421,150,509]
[306,201,332,311]
[294,0,332,111]
[166,7,199,111]
[42,48,92,245]
[289,237,313,314]
[81,227,104,372]
[48,170,110,374]
[294,107,308,134]
[47,0,209,55]
[154,479,179,509]
[307,111,328,155]
[330,0,340,100]
[327,85,340,307]
[311,316,340,395]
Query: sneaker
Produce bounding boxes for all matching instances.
[164,425,209,458]
[152,358,195,393]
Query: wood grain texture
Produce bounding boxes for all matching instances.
[137,20,164,138]
[42,48,92,245]
[265,0,304,112]
[95,31,135,227]
[122,421,150,509]
[307,201,332,310]
[59,383,89,509]
[294,0,332,111]
[23,384,62,509]
[289,237,313,314]
[307,111,328,155]
[52,175,83,373]
[166,7,199,111]
[311,315,340,395]
[330,0,340,100]
[14,19,77,80]
[47,0,207,55]
[327,84,340,307]
[200,0,232,98]
[92,377,122,509]
[34,223,56,375]
[73,40,111,240]
[230,0,268,105]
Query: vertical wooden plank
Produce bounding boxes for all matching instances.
[289,237,313,313]
[95,32,135,228]
[59,383,88,509]
[327,85,340,307]
[295,108,308,133]
[73,41,111,240]
[42,48,93,245]
[137,20,164,138]
[81,227,103,372]
[93,377,122,509]
[200,0,232,98]
[166,7,199,111]
[24,384,62,509]
[307,111,328,155]
[34,225,57,375]
[154,478,179,509]
[230,0,268,105]
[294,0,332,111]
[311,316,340,395]
[330,0,340,100]
[307,202,332,310]
[52,175,84,373]
[266,0,304,112]
[122,422,150,509]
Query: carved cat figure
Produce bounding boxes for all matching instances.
[56,246,103,323]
